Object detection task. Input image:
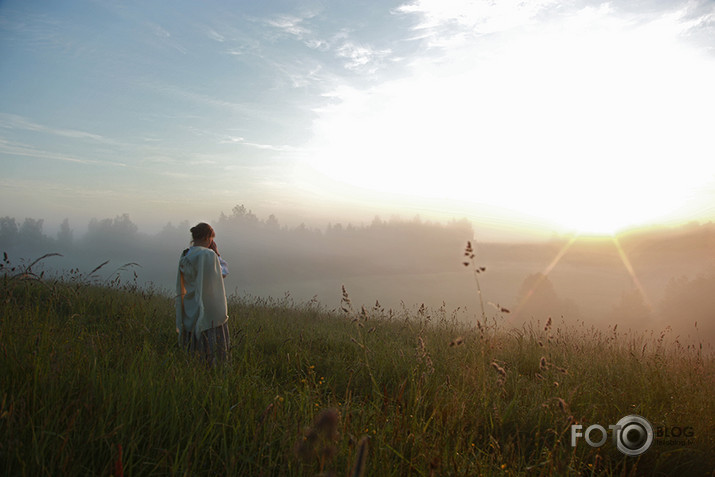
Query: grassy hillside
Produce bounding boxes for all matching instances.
[0,265,713,476]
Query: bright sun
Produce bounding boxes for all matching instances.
[301,10,715,235]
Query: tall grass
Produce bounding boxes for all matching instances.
[0,254,713,476]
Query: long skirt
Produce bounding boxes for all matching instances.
[180,321,230,365]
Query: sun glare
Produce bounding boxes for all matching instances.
[302,7,715,235]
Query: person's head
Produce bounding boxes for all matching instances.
[190,222,215,246]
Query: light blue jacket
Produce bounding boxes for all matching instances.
[176,246,228,339]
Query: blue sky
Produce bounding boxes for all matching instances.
[1,0,714,239]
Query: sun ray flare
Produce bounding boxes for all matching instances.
[513,234,579,319]
[611,235,652,309]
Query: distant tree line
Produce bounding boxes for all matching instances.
[0,214,141,253]
[1,206,473,251]
[1,207,712,340]
[0,205,475,289]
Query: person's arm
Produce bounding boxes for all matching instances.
[218,255,229,278]
[175,256,186,336]
[209,240,229,277]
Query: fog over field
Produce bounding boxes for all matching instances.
[2,206,713,342]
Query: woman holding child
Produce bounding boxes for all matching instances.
[175,222,230,363]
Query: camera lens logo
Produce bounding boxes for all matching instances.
[614,415,653,456]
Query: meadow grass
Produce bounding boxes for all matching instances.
[0,261,713,476]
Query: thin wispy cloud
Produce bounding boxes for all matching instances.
[397,0,556,31]
[336,41,393,72]
[221,136,300,153]
[263,11,396,75]
[304,38,330,51]
[0,138,126,167]
[263,11,340,60]
[254,52,331,90]
[396,0,715,52]
[266,14,313,39]
[0,177,128,198]
[136,78,257,115]
[395,0,559,50]
[206,28,225,42]
[0,10,84,56]
[145,21,188,54]
[158,170,199,180]
[0,113,114,144]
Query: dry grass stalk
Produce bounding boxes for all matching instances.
[449,337,464,347]
[491,361,507,386]
[417,335,435,374]
[463,241,487,320]
[350,436,369,477]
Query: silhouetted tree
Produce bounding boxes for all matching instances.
[515,273,561,319]
[18,218,47,247]
[326,223,343,235]
[266,214,279,230]
[659,274,715,337]
[232,204,259,223]
[154,220,190,251]
[84,214,140,255]
[0,216,18,249]
[56,218,74,251]
[610,288,651,328]
[87,214,138,239]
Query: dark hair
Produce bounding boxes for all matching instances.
[190,222,215,243]
[208,240,222,256]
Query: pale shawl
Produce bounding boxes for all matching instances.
[176,247,228,340]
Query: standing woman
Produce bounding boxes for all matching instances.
[176,222,230,364]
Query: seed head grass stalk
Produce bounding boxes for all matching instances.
[463,240,487,322]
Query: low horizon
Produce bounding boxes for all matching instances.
[2,207,713,343]
[2,206,713,243]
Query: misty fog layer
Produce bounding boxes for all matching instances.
[1,206,713,342]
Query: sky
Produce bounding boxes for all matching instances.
[1,0,714,240]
